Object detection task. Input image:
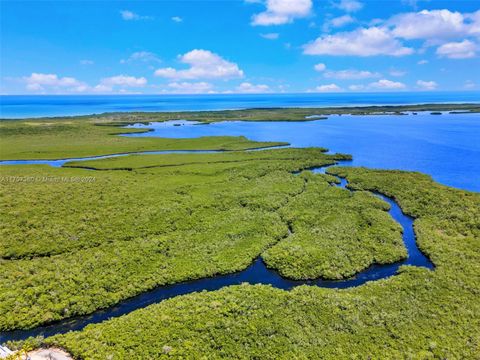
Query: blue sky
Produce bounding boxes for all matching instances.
[1,0,479,94]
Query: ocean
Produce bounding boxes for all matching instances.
[0,92,479,118]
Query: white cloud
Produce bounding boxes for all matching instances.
[335,0,363,13]
[172,16,183,23]
[235,82,271,93]
[154,49,244,80]
[251,0,312,26]
[80,60,94,65]
[26,83,43,91]
[260,33,280,40]
[324,69,380,79]
[23,73,87,93]
[369,79,406,90]
[348,84,365,91]
[314,63,326,72]
[436,40,477,59]
[100,75,147,87]
[24,73,82,87]
[390,10,469,42]
[417,59,428,65]
[467,10,480,37]
[389,69,407,77]
[310,83,342,92]
[93,84,113,93]
[165,82,214,94]
[464,80,476,89]
[120,10,151,21]
[121,51,161,64]
[330,15,355,28]
[120,10,138,20]
[20,72,149,94]
[416,80,438,90]
[304,27,413,56]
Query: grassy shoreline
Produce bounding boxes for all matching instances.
[1,103,479,161]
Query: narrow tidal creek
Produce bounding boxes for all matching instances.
[0,160,434,342]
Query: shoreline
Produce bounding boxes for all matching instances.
[1,102,480,121]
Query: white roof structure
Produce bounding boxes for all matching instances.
[0,345,13,359]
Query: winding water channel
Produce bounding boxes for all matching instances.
[0,155,434,342]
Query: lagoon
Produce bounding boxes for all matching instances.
[124,112,480,192]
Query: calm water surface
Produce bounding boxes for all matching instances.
[1,92,479,118]
[124,113,480,192]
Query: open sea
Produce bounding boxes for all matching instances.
[0,92,479,119]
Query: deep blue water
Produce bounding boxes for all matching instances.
[124,113,480,192]
[1,92,479,118]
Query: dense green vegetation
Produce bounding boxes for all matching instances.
[3,147,408,331]
[43,168,479,359]
[1,109,479,358]
[262,173,405,280]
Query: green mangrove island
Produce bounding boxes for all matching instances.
[0,106,479,359]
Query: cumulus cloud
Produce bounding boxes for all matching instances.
[260,33,280,40]
[80,60,94,65]
[100,75,147,87]
[369,79,406,90]
[389,69,407,77]
[309,83,342,92]
[304,27,413,56]
[121,51,161,64]
[416,80,438,90]
[120,10,151,21]
[251,0,312,26]
[314,63,326,72]
[390,9,470,42]
[235,82,271,93]
[467,10,480,37]
[20,72,149,94]
[388,9,480,57]
[172,16,183,23]
[330,15,355,28]
[165,82,214,94]
[436,40,477,59]
[324,69,380,79]
[348,84,365,91]
[417,59,429,65]
[335,0,363,13]
[304,9,479,60]
[23,73,87,93]
[154,49,244,80]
